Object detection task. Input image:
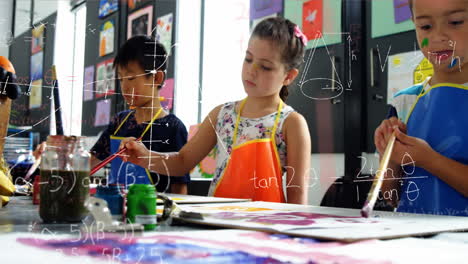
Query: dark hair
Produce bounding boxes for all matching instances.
[251,17,306,101]
[409,0,413,15]
[114,35,168,89]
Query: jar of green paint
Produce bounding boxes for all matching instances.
[126,184,157,230]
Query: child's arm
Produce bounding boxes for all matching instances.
[283,112,310,204]
[394,129,468,197]
[120,106,222,176]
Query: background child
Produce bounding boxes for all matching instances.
[90,35,190,194]
[120,17,311,204]
[375,0,468,215]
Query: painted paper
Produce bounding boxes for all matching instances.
[99,20,114,57]
[30,51,43,81]
[159,78,174,110]
[127,5,153,39]
[393,0,412,24]
[31,24,45,54]
[250,0,282,20]
[83,66,94,101]
[95,59,115,98]
[302,0,323,40]
[156,13,173,55]
[94,99,111,127]
[29,79,42,109]
[98,0,118,18]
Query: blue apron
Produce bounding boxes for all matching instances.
[109,108,163,187]
[398,83,468,216]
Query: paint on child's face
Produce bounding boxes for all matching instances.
[421,38,429,48]
[449,57,459,68]
[413,0,468,71]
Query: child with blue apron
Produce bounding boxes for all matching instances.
[397,83,468,216]
[109,108,162,187]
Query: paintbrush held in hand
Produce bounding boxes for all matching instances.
[90,137,142,176]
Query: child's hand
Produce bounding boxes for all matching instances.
[392,128,434,168]
[33,142,47,160]
[119,137,150,168]
[374,117,406,163]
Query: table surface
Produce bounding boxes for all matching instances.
[0,196,218,234]
[2,196,468,264]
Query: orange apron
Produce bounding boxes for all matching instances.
[213,99,285,202]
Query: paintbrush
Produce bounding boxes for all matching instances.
[158,193,203,220]
[361,131,396,217]
[24,156,40,181]
[90,136,142,176]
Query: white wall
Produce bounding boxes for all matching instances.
[0,0,13,58]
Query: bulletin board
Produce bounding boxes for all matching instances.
[81,0,120,136]
[9,14,56,142]
[81,0,178,137]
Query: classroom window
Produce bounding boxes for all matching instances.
[53,1,86,136]
[200,0,250,119]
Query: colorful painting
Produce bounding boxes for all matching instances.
[178,202,381,232]
[127,5,153,39]
[156,13,173,55]
[393,0,412,23]
[29,79,42,109]
[31,24,45,54]
[94,99,111,127]
[98,0,118,18]
[159,78,174,110]
[302,0,323,40]
[17,230,384,263]
[95,59,115,98]
[127,0,151,11]
[30,51,43,81]
[188,124,216,178]
[99,20,115,57]
[83,66,94,101]
[250,0,282,20]
[105,59,116,95]
[176,202,468,242]
[95,61,106,97]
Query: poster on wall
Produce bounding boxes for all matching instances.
[393,0,412,23]
[95,59,115,98]
[250,0,282,20]
[99,0,119,18]
[127,0,151,11]
[29,79,42,109]
[94,99,111,127]
[387,50,432,120]
[95,61,106,97]
[30,51,43,81]
[160,78,174,110]
[31,24,45,54]
[99,20,115,57]
[156,13,173,55]
[302,0,323,40]
[127,5,153,39]
[83,66,95,101]
[105,59,116,95]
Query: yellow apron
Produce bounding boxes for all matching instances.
[109,108,162,187]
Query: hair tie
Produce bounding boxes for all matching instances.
[294,25,308,46]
